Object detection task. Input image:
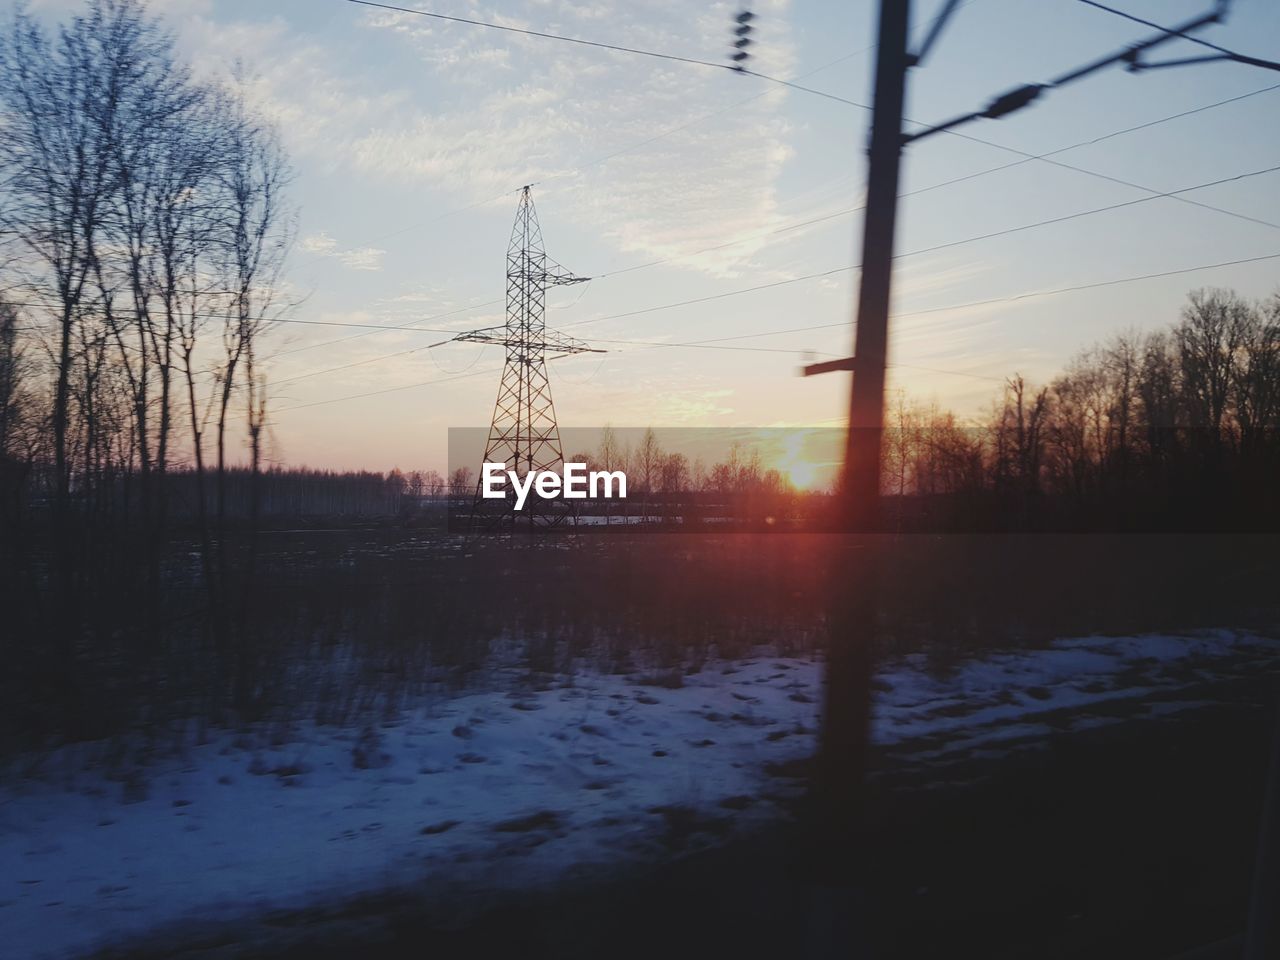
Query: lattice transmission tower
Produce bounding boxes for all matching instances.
[449,186,601,530]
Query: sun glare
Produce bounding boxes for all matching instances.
[787,460,818,490]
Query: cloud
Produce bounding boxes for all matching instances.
[658,387,736,422]
[299,232,386,271]
[335,247,386,272]
[155,0,801,280]
[300,232,339,256]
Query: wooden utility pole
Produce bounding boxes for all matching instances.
[842,0,909,528]
[808,0,910,869]
[802,9,911,954]
[798,1,1252,952]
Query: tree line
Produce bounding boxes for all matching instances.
[0,0,292,723]
[143,287,1280,531]
[882,287,1280,530]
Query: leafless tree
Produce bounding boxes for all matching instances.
[1232,294,1280,463]
[0,0,294,719]
[991,375,1048,498]
[1177,288,1251,454]
[449,466,474,498]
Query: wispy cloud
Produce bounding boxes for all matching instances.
[299,232,386,271]
[160,1,800,280]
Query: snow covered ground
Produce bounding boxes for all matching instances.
[2,629,1277,959]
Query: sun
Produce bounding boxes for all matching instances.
[787,460,819,490]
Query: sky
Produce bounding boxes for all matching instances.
[28,0,1280,473]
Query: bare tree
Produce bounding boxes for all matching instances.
[0,301,32,465]
[0,0,295,719]
[0,0,153,705]
[991,375,1048,499]
[449,466,474,498]
[1233,295,1280,463]
[1177,288,1251,454]
[1102,332,1141,492]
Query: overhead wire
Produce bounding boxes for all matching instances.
[268,246,1280,414]
[274,364,503,412]
[1074,0,1280,73]
[16,4,1280,408]
[269,3,1279,388]
[206,2,1280,403]
[586,82,1280,283]
[561,162,1280,332]
[633,249,1280,348]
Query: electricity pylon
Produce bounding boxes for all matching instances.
[451,185,601,531]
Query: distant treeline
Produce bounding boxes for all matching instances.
[876,287,1280,531]
[9,288,1276,532]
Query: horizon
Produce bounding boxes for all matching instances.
[15,0,1280,473]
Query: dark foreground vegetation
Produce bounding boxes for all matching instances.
[4,528,1278,758]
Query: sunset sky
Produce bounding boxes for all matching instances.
[29,0,1280,472]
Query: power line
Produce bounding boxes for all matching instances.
[893,249,1280,324]
[739,72,869,111]
[11,166,1277,387]
[1047,80,1280,147]
[342,0,875,109]
[33,164,1275,392]
[274,364,501,412]
[579,84,1280,287]
[289,35,872,281]
[888,362,1005,383]
[303,2,1276,360]
[213,85,1280,387]
[914,88,1280,232]
[585,336,835,356]
[572,335,1003,381]
[1075,0,1280,73]
[613,250,1280,349]
[344,0,737,71]
[288,248,1280,350]
[902,162,1280,261]
[900,81,1280,200]
[903,4,1235,145]
[247,314,462,335]
[565,162,1280,331]
[557,334,1005,382]
[596,81,1280,282]
[268,297,506,361]
[567,264,856,329]
[382,0,1273,235]
[270,246,1280,410]
[14,88,1277,392]
[346,0,985,103]
[275,343,437,386]
[541,56,852,183]
[286,53,857,273]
